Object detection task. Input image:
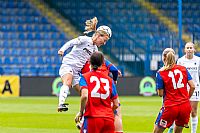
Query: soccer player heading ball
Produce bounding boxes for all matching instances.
[57,17,112,112]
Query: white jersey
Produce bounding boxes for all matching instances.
[60,36,98,70]
[58,36,98,86]
[177,55,200,101]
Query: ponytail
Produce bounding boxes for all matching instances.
[84,17,98,35]
[162,48,176,70]
[164,51,175,70]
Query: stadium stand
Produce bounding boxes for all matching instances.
[1,0,200,76]
[44,0,181,75]
[0,0,68,76]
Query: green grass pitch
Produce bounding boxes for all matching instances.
[0,96,199,133]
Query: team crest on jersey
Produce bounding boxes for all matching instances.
[160,119,167,127]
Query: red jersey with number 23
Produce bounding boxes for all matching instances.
[79,70,118,120]
[156,65,192,107]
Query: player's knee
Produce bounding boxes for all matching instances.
[62,78,72,87]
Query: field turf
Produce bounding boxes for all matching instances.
[0,96,199,133]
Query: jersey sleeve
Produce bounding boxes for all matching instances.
[79,74,88,90]
[111,80,118,99]
[186,69,192,81]
[59,37,82,52]
[105,59,118,81]
[156,72,164,90]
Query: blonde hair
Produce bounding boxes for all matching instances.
[84,17,111,38]
[162,48,176,70]
[84,17,98,34]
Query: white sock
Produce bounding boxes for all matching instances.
[58,85,69,105]
[191,116,198,133]
[168,123,174,133]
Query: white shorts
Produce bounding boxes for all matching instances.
[190,89,200,101]
[59,64,80,87]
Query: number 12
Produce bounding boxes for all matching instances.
[168,69,184,89]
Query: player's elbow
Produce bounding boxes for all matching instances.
[190,84,195,91]
[188,80,195,91]
[113,104,118,111]
[112,99,119,110]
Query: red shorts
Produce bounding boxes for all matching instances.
[81,117,114,133]
[155,101,191,128]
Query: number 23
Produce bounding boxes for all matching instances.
[90,76,110,99]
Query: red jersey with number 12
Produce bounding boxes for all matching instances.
[157,65,191,107]
[80,70,118,120]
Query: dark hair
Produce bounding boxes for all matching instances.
[90,51,104,70]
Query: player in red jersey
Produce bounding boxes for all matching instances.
[153,48,195,133]
[75,51,119,133]
[81,59,123,133]
[81,60,121,85]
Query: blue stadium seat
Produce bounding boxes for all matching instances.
[50,25,57,31]
[42,25,50,31]
[45,50,51,56]
[19,49,28,56]
[18,33,26,40]
[37,57,45,64]
[34,25,41,32]
[0,0,73,76]
[51,32,58,39]
[29,57,37,65]
[3,49,10,56]
[19,41,26,48]
[11,41,20,48]
[10,33,17,39]
[55,65,60,76]
[35,33,41,39]
[1,17,9,23]
[59,33,66,39]
[11,49,19,56]
[36,49,44,56]
[21,57,29,65]
[41,17,49,24]
[0,50,2,56]
[0,58,3,64]
[38,67,55,76]
[17,25,25,31]
[29,49,37,56]
[44,33,50,39]
[20,67,38,76]
[12,57,20,64]
[52,57,61,64]
[3,32,9,39]
[27,33,34,40]
[3,67,20,75]
[26,25,33,31]
[2,40,9,47]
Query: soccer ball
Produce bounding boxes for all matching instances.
[97,25,112,38]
